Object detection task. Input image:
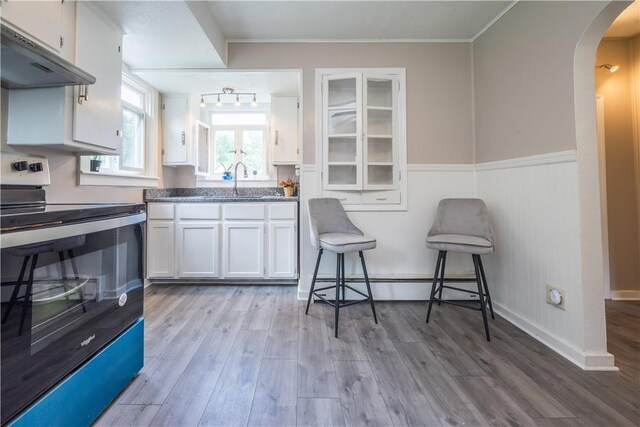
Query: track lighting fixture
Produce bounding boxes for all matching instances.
[199,87,259,107]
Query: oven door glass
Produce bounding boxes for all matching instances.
[0,214,145,424]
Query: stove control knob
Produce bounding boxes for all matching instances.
[29,162,44,172]
[12,161,29,171]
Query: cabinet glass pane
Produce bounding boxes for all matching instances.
[328,137,357,162]
[328,165,357,185]
[367,138,393,163]
[367,165,393,186]
[213,130,235,173]
[197,125,209,174]
[367,109,392,136]
[328,78,357,108]
[328,110,357,135]
[367,78,393,108]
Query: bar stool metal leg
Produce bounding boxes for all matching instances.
[477,255,495,319]
[426,251,443,323]
[437,251,447,305]
[359,251,377,324]
[473,254,491,341]
[305,249,323,315]
[341,253,346,304]
[334,253,341,338]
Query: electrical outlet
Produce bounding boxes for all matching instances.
[546,285,566,310]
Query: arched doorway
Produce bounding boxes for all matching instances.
[573,0,634,368]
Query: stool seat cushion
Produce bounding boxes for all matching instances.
[319,233,376,254]
[426,233,494,255]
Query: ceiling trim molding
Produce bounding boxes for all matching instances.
[225,38,472,44]
[470,0,519,42]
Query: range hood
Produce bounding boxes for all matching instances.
[1,24,95,89]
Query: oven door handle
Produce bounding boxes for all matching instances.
[0,213,147,249]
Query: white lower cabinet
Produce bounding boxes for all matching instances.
[223,222,265,278]
[146,202,297,280]
[147,221,175,278]
[178,222,220,278]
[268,222,297,278]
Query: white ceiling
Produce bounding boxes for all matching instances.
[605,1,640,38]
[90,1,226,68]
[90,1,516,73]
[132,70,300,101]
[208,1,514,41]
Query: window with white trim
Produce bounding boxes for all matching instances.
[98,78,147,173]
[80,72,159,187]
[209,111,270,179]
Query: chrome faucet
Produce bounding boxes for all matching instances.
[233,162,248,196]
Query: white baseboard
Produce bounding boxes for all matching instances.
[494,302,618,371]
[610,290,640,300]
[297,280,479,302]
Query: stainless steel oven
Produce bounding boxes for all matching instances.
[0,153,146,425]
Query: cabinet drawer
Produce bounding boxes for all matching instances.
[178,203,220,220]
[322,191,361,205]
[223,204,265,220]
[147,203,175,220]
[361,190,401,205]
[268,203,297,220]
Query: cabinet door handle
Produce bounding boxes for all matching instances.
[275,130,279,145]
[181,131,186,145]
[78,85,89,104]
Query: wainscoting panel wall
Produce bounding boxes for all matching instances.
[301,151,614,369]
[474,154,604,368]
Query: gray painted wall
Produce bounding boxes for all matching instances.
[472,1,609,163]
[227,42,475,165]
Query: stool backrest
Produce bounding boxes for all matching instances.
[308,198,363,249]
[428,198,495,244]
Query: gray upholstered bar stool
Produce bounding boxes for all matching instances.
[305,198,378,337]
[425,198,496,341]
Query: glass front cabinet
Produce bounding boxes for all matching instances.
[319,69,406,209]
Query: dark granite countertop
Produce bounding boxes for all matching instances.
[144,188,299,203]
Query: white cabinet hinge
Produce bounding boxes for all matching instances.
[162,148,165,156]
[118,46,121,53]
[59,36,64,48]
[297,148,299,154]
[297,101,300,109]
[162,103,165,111]
[398,170,402,181]
[321,172,323,182]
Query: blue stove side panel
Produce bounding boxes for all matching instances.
[9,318,144,427]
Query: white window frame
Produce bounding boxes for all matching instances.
[199,107,276,184]
[119,80,146,172]
[79,71,160,187]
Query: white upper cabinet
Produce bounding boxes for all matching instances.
[319,68,406,210]
[1,0,63,52]
[5,2,125,155]
[72,3,123,154]
[323,73,362,191]
[270,96,299,165]
[162,95,193,166]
